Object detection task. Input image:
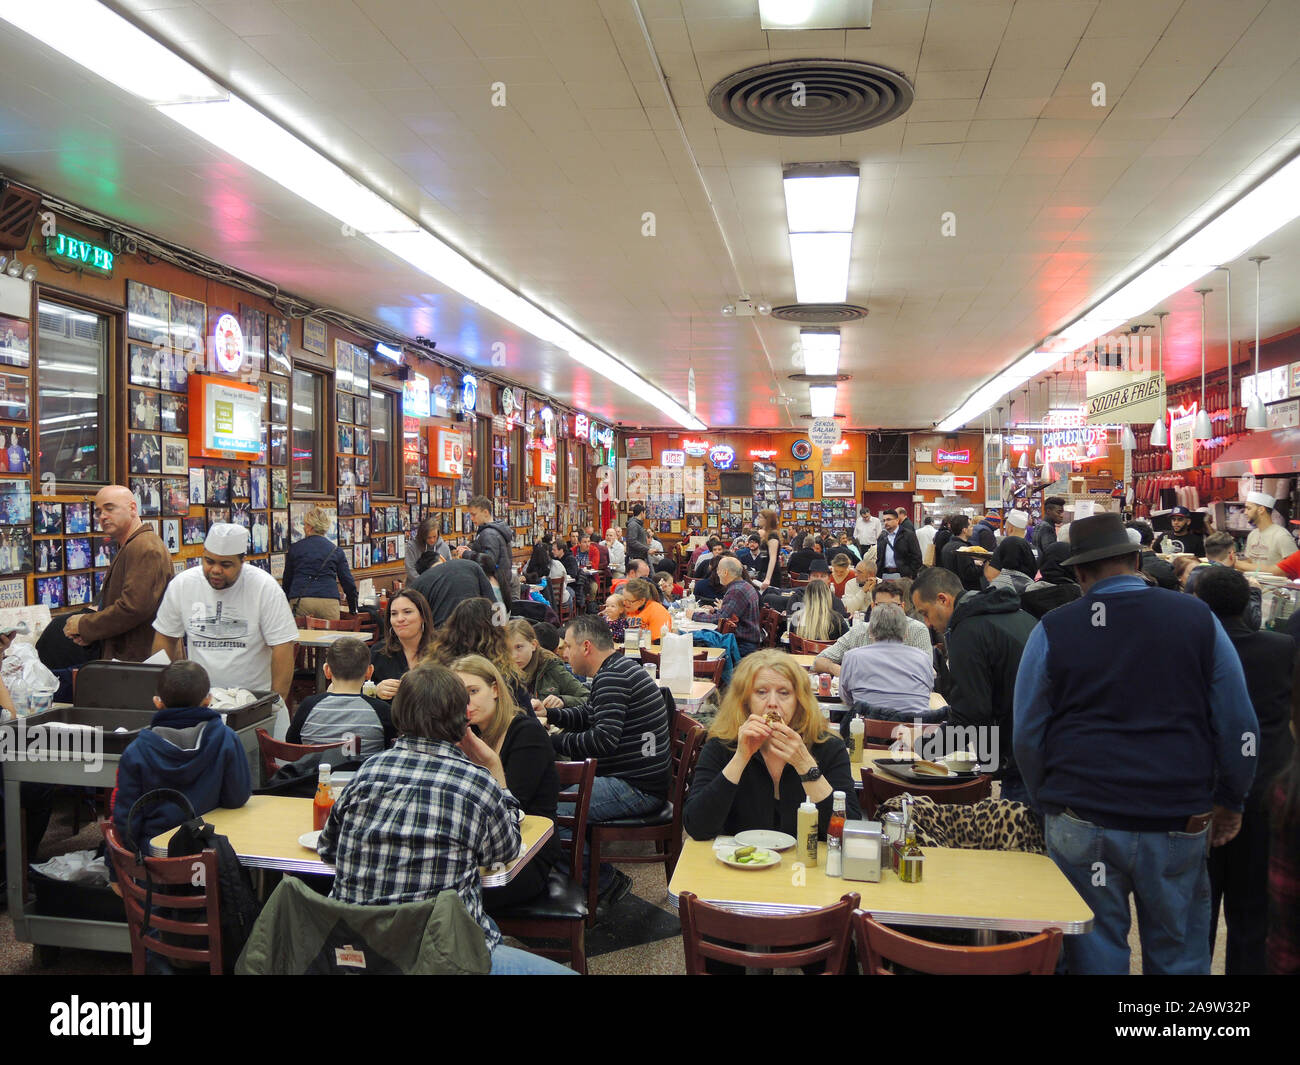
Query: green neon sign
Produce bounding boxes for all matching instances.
[44,233,114,276]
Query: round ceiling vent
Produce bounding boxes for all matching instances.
[771,303,869,324]
[708,60,913,137]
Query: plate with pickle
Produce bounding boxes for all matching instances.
[715,843,782,870]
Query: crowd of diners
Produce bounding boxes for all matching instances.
[4,483,1298,976]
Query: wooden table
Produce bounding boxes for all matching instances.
[619,644,724,660]
[295,629,363,690]
[150,794,554,887]
[658,679,717,713]
[668,837,1093,934]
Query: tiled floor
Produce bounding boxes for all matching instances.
[1,799,1227,975]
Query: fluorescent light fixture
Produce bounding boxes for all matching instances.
[809,384,838,418]
[759,0,873,30]
[784,173,860,233]
[937,150,1300,432]
[789,233,852,304]
[0,4,709,432]
[800,330,841,376]
[375,342,403,363]
[0,0,226,105]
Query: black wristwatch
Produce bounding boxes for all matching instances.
[799,765,822,783]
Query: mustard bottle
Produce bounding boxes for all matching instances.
[797,800,818,868]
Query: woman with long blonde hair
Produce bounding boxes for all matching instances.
[683,649,859,841]
[450,654,560,911]
[791,578,847,643]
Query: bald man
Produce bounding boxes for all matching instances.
[65,485,172,661]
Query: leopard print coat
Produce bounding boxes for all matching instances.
[875,794,1045,854]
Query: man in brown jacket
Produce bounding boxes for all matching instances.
[65,485,171,661]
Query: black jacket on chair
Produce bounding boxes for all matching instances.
[877,527,922,579]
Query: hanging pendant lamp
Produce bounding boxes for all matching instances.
[1150,311,1169,447]
[1121,425,1137,450]
[1246,256,1269,430]
[1194,288,1214,440]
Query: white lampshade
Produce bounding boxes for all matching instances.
[1017,450,1028,469]
[1121,425,1137,450]
[1194,409,1213,440]
[1150,418,1168,447]
[1245,395,1268,430]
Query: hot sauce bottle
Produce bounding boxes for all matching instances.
[313,764,335,831]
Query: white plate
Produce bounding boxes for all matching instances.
[331,772,355,787]
[298,830,321,851]
[715,846,781,870]
[734,829,797,852]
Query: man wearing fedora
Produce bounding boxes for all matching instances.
[1013,513,1259,974]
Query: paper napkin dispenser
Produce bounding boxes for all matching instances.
[842,820,883,883]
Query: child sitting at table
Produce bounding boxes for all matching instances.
[110,660,252,848]
[287,637,394,758]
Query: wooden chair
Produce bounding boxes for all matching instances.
[759,606,783,648]
[586,706,706,927]
[859,765,993,820]
[693,656,724,685]
[854,912,1062,975]
[492,759,596,974]
[789,633,834,654]
[680,891,860,974]
[256,728,348,786]
[717,616,738,636]
[304,615,362,631]
[102,822,224,975]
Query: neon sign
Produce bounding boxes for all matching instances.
[574,413,589,439]
[1042,425,1109,463]
[45,233,113,276]
[936,448,970,464]
[749,448,778,459]
[708,445,736,469]
[212,313,244,374]
[661,450,685,467]
[682,438,710,457]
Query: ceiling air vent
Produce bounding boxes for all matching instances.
[0,181,41,252]
[771,303,869,324]
[708,60,913,137]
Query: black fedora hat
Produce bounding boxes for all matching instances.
[1062,513,1142,567]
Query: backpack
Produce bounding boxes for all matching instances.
[124,788,262,973]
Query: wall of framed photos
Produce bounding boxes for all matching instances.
[0,204,608,614]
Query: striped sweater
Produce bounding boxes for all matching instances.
[549,652,670,800]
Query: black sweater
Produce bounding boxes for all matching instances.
[683,733,860,841]
[498,711,561,870]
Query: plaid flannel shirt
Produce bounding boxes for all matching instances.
[318,736,521,948]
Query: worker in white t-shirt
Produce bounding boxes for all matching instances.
[1237,490,1297,570]
[152,523,300,737]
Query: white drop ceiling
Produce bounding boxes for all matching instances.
[3,0,1300,430]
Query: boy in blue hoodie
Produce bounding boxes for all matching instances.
[111,661,252,849]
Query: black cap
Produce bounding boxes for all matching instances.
[808,559,830,574]
[1170,506,1191,516]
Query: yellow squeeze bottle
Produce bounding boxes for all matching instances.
[797,800,818,867]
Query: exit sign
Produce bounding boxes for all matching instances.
[45,233,114,276]
[953,475,978,492]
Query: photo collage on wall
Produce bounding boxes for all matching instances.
[0,313,33,586]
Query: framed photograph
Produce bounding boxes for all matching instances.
[289,503,309,544]
[271,467,288,509]
[160,393,188,435]
[269,428,288,467]
[337,391,354,424]
[94,570,107,597]
[270,380,289,426]
[205,467,230,505]
[371,540,385,565]
[36,538,62,573]
[354,396,369,425]
[162,478,189,517]
[169,293,205,356]
[821,470,856,497]
[251,512,269,553]
[334,340,354,395]
[0,316,30,369]
[239,304,267,373]
[127,281,170,344]
[35,576,64,609]
[93,537,117,568]
[337,482,358,517]
[230,502,251,529]
[128,343,161,388]
[0,526,32,575]
[182,516,206,545]
[265,313,291,378]
[0,372,30,421]
[36,501,63,535]
[338,455,355,485]
[63,502,91,534]
[258,379,270,423]
[132,477,161,518]
[188,467,205,505]
[129,389,160,431]
[355,456,370,486]
[162,436,188,475]
[250,466,268,510]
[337,424,354,454]
[354,427,370,457]
[271,510,288,552]
[158,520,179,553]
[66,572,92,607]
[0,426,30,472]
[230,469,249,500]
[0,478,31,525]
[206,507,230,530]
[65,536,92,570]
[351,350,369,396]
[130,433,162,475]
[302,316,326,356]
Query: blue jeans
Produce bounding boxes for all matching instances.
[1044,810,1212,975]
[490,944,578,974]
[558,775,663,894]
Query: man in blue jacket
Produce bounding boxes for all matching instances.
[1013,513,1258,975]
[111,661,252,848]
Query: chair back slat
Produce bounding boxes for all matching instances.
[854,912,1063,975]
[256,727,347,784]
[859,766,992,819]
[680,891,859,974]
[554,759,597,881]
[305,616,362,631]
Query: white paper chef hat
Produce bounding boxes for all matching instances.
[1246,491,1276,509]
[1005,510,1029,529]
[204,522,249,556]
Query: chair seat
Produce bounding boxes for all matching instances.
[493,871,588,922]
[593,801,672,829]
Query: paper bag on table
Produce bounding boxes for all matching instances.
[659,631,693,693]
